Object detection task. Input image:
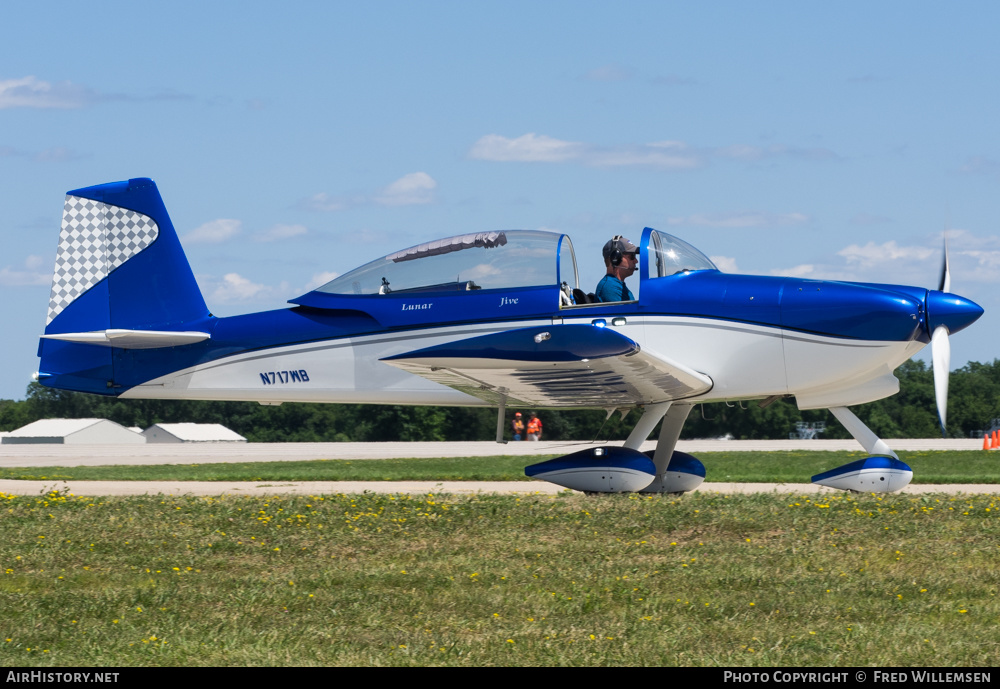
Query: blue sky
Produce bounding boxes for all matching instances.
[2,1,998,400]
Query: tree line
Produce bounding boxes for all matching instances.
[1,359,998,442]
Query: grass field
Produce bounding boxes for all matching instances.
[1,488,997,666]
[1,450,998,483]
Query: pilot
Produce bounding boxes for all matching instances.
[595,235,638,302]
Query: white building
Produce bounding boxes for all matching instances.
[2,418,146,445]
[142,423,246,443]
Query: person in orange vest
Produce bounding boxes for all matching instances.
[526,412,542,441]
[511,412,525,441]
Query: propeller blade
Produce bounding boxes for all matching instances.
[938,233,951,293]
[931,325,951,436]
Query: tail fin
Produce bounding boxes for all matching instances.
[38,178,211,394]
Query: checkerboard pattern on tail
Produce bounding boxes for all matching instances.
[47,195,159,324]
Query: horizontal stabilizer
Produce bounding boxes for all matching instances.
[40,329,210,349]
[381,324,713,407]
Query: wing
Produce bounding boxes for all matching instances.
[380,324,713,407]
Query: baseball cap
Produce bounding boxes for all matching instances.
[603,235,638,260]
[515,412,522,417]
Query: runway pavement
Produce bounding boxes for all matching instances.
[0,437,983,468]
[0,438,994,497]
[0,479,996,497]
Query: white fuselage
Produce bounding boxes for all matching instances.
[122,314,926,411]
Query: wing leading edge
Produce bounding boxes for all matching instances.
[380,324,713,407]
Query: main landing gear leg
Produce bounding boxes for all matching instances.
[522,402,704,494]
[495,395,508,445]
[639,403,703,494]
[651,403,695,475]
[623,402,672,450]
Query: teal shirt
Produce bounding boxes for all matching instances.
[595,275,634,302]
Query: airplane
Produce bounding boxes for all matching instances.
[35,177,983,494]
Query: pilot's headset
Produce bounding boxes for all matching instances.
[609,235,626,267]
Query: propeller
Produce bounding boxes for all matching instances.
[938,232,951,293]
[931,321,950,435]
[932,233,951,437]
[924,232,984,436]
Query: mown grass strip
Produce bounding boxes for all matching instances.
[1,451,998,483]
[0,488,997,666]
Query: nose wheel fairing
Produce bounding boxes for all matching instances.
[811,456,913,493]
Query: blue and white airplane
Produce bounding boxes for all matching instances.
[35,178,983,494]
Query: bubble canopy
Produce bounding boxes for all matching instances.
[315,230,573,295]
[645,229,718,278]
